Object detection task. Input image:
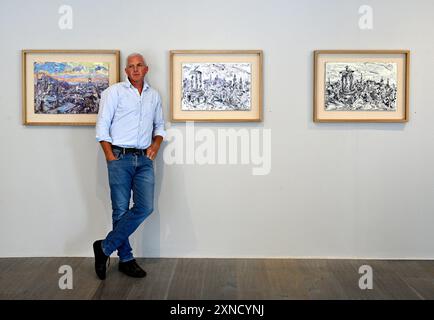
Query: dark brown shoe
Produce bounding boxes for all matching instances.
[119,259,147,278]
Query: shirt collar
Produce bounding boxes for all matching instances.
[123,77,150,91]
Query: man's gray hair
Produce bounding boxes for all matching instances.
[126,53,147,66]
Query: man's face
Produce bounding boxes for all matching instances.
[125,55,148,83]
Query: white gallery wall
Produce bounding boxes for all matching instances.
[1,0,434,259]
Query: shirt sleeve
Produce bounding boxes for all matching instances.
[95,87,116,143]
[153,93,166,139]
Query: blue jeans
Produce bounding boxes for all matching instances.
[101,149,154,262]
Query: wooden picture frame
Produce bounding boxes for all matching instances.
[313,50,410,122]
[22,49,120,125]
[170,50,263,122]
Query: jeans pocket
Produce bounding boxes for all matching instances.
[108,149,122,163]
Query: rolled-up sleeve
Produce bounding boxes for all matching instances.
[96,87,116,143]
[153,94,166,139]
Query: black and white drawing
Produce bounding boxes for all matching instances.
[181,63,251,111]
[325,62,398,111]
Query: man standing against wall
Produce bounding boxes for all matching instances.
[93,53,166,280]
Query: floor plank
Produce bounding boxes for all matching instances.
[235,259,273,299]
[126,258,178,300]
[263,259,309,299]
[294,259,348,300]
[350,260,422,300]
[200,259,238,299]
[166,258,208,299]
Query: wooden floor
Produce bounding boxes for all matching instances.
[0,258,433,299]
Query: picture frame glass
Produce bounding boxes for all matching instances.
[314,51,409,122]
[171,51,262,122]
[23,50,119,125]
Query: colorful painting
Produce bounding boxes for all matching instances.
[33,62,109,114]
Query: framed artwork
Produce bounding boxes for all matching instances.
[314,50,410,122]
[170,50,263,122]
[22,49,120,125]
